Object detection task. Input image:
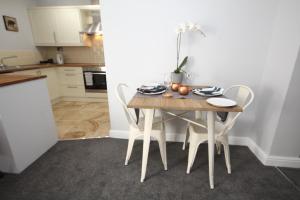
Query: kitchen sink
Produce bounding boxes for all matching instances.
[0,65,23,72]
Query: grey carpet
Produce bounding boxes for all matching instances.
[279,167,300,187]
[0,138,299,200]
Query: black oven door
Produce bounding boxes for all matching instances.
[84,72,107,90]
[93,72,107,90]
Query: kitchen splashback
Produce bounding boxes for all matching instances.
[0,50,42,66]
[38,40,105,64]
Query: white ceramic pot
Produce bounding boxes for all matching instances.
[171,72,183,83]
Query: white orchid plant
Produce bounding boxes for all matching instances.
[174,22,206,74]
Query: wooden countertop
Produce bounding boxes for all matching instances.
[0,74,47,87]
[0,63,105,74]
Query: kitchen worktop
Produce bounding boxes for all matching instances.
[0,63,105,74]
[0,74,47,87]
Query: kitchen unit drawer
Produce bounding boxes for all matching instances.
[58,67,83,74]
[58,67,84,85]
[59,73,84,85]
[61,85,85,97]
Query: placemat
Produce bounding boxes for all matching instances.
[135,88,224,100]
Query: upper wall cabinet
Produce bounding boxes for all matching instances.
[28,8,84,46]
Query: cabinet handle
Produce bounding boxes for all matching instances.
[67,86,78,89]
[79,32,83,43]
[65,73,76,76]
[63,69,76,72]
[53,32,57,43]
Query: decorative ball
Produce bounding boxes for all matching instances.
[178,85,189,95]
[171,83,181,91]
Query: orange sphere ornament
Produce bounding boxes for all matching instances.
[171,83,181,91]
[178,85,189,95]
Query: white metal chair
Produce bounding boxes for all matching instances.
[115,83,167,173]
[185,85,254,174]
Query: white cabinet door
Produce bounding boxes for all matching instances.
[28,9,56,45]
[28,8,84,46]
[54,9,83,45]
[40,68,60,100]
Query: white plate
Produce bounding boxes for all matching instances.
[206,97,237,107]
[137,90,166,95]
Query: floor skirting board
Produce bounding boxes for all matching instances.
[109,129,300,168]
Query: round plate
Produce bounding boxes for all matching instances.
[137,90,166,95]
[206,97,237,107]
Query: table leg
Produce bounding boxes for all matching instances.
[207,111,215,189]
[140,109,154,182]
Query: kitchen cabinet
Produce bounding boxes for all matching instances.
[28,8,84,46]
[40,69,60,100]
[10,66,107,100]
[28,9,56,45]
[0,77,57,173]
[58,67,85,97]
[11,69,60,101]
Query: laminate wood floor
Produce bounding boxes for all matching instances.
[52,101,110,140]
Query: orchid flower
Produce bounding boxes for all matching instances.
[174,22,206,74]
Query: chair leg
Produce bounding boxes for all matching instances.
[125,132,135,165]
[216,141,222,155]
[158,132,167,170]
[223,143,231,174]
[186,137,199,174]
[182,123,190,150]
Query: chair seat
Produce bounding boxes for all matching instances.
[190,118,225,135]
[137,116,163,131]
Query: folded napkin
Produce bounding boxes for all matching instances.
[201,86,217,92]
[217,112,228,122]
[200,87,221,94]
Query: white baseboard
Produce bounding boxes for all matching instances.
[245,137,268,165]
[265,156,300,168]
[109,129,300,168]
[109,130,129,139]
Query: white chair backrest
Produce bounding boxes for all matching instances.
[221,85,254,134]
[115,83,139,128]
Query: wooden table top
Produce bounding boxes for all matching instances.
[0,74,46,87]
[128,91,243,112]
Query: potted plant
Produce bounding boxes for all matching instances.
[171,22,206,83]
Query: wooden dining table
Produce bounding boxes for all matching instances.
[127,88,243,189]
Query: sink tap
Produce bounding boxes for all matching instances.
[0,56,18,70]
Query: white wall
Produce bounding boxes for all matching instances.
[252,0,300,154]
[270,48,300,158]
[102,0,300,165]
[0,0,36,50]
[102,0,278,136]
